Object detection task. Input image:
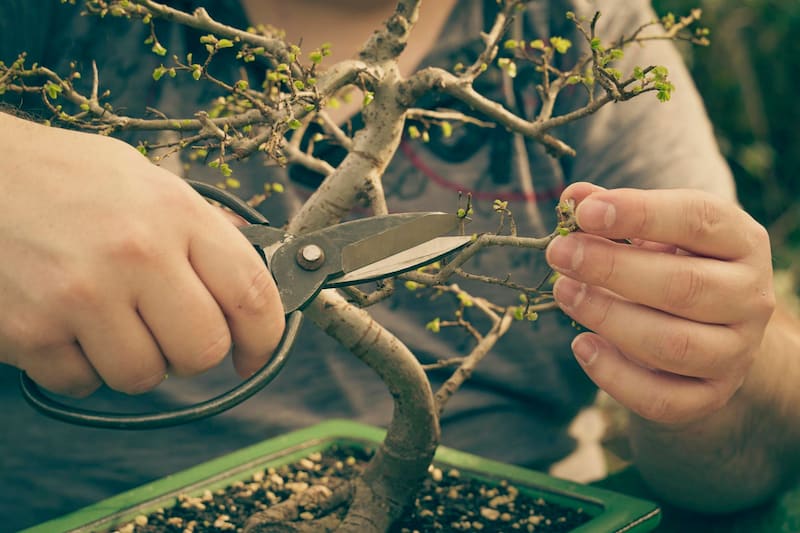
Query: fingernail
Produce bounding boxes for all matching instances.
[547,235,584,272]
[553,276,586,310]
[578,198,616,231]
[572,335,599,365]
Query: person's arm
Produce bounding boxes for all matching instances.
[547,181,800,512]
[0,112,285,395]
[630,302,800,512]
[544,0,800,511]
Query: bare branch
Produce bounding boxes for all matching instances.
[405,108,495,129]
[434,303,514,415]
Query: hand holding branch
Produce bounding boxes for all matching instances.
[546,182,775,425]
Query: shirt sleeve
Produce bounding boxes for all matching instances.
[552,0,736,201]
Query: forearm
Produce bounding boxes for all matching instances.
[629,304,800,513]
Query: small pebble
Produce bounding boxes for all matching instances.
[528,514,543,525]
[480,507,500,521]
[212,515,235,530]
[285,481,309,494]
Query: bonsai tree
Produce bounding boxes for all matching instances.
[0,1,707,531]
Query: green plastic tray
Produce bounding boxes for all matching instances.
[24,419,660,533]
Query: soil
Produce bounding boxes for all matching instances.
[108,444,591,533]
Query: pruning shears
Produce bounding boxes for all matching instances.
[19,181,472,429]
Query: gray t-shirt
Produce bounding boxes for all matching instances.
[0,0,734,529]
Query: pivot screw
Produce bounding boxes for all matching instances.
[297,244,325,271]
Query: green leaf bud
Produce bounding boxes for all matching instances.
[362,91,374,106]
[309,50,323,64]
[404,280,419,291]
[440,121,453,138]
[549,36,572,54]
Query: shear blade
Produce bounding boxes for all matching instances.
[331,235,472,286]
[340,213,461,273]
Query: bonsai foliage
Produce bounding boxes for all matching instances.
[0,1,707,531]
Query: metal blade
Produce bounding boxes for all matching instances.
[330,235,473,286]
[239,225,289,262]
[340,213,461,273]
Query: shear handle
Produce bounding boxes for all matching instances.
[18,180,297,429]
[19,312,303,429]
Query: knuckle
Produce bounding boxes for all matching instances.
[653,328,693,366]
[701,381,733,418]
[1,313,54,354]
[740,216,771,258]
[178,328,231,376]
[637,392,673,423]
[237,268,278,317]
[684,196,721,240]
[592,244,617,285]
[752,284,776,320]
[27,367,101,398]
[104,222,160,264]
[709,389,729,413]
[750,221,771,251]
[64,377,103,398]
[758,289,777,318]
[730,327,758,369]
[53,272,102,310]
[112,369,166,395]
[628,195,652,237]
[590,291,614,328]
[662,266,704,310]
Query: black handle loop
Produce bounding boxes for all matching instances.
[18,180,298,429]
[19,311,302,429]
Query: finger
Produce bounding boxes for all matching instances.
[16,342,101,398]
[135,262,232,378]
[546,233,756,324]
[568,332,733,425]
[630,238,679,254]
[570,187,767,261]
[560,182,606,205]
[189,209,285,378]
[213,205,248,227]
[70,298,171,394]
[552,276,749,379]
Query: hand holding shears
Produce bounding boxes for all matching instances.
[20,181,471,429]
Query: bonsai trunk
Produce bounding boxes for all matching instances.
[244,291,440,533]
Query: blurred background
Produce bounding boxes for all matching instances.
[652,0,800,304]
